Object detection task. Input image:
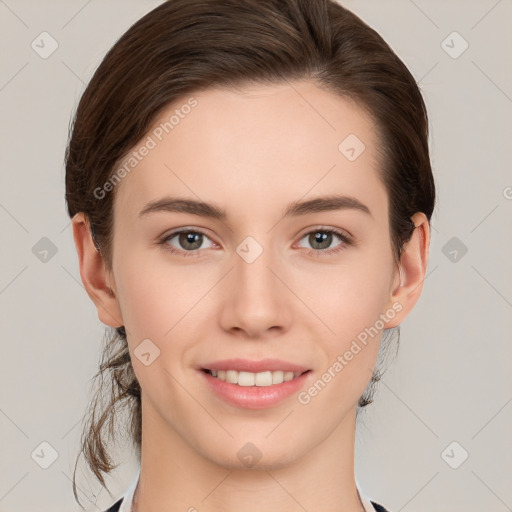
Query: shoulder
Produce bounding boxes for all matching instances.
[104,497,123,512]
[371,500,392,512]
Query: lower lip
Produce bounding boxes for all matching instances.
[199,370,312,409]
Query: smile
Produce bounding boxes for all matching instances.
[203,369,307,387]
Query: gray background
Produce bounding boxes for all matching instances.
[1,1,511,511]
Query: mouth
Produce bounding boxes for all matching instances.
[197,358,313,408]
[201,368,311,387]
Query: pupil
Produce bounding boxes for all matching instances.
[180,232,202,250]
[312,231,331,249]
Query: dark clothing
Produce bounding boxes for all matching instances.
[373,502,391,512]
[105,499,121,512]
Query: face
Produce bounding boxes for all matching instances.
[106,80,403,468]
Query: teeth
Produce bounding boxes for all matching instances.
[208,369,302,386]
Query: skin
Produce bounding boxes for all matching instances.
[72,80,430,512]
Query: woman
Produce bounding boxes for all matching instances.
[66,1,435,511]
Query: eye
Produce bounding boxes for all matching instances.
[296,227,352,256]
[159,229,215,256]
[158,226,352,258]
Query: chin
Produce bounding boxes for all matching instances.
[201,438,307,472]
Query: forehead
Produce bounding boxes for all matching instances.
[113,80,387,223]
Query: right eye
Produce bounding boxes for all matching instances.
[159,229,216,256]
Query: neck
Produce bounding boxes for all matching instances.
[132,401,366,512]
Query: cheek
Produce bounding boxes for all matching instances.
[295,250,393,342]
[293,246,393,398]
[294,265,389,413]
[113,251,217,345]
[113,259,211,407]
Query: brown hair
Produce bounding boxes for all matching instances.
[65,0,435,505]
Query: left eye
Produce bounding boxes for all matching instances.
[296,229,349,253]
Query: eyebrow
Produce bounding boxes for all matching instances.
[138,194,372,220]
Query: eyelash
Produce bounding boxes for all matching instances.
[158,227,353,258]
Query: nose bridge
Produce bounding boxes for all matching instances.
[234,233,279,302]
[220,233,290,336]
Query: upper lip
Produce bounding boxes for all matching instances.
[200,358,310,374]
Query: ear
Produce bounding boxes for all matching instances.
[384,212,431,328]
[71,212,124,328]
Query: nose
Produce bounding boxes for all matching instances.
[218,240,293,339]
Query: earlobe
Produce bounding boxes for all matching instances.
[71,213,124,328]
[384,212,430,329]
